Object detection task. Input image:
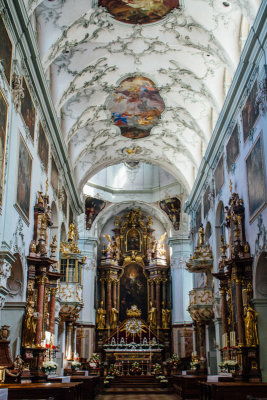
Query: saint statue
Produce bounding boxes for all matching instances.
[148,301,157,329]
[22,301,37,347]
[162,302,171,329]
[244,305,258,347]
[96,301,106,330]
[110,304,119,330]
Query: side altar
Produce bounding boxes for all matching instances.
[96,209,171,362]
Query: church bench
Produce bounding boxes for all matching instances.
[199,382,267,400]
[0,382,82,399]
[70,375,101,399]
[172,375,207,399]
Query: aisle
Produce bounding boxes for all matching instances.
[96,376,180,400]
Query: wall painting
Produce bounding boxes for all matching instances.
[38,122,49,173]
[0,90,8,206]
[85,197,106,230]
[51,155,59,194]
[0,14,12,84]
[214,155,225,196]
[119,263,147,322]
[159,197,181,230]
[21,78,36,141]
[16,135,32,221]
[246,134,266,220]
[226,124,239,172]
[108,76,165,139]
[242,80,259,142]
[99,0,179,25]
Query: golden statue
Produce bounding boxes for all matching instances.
[162,303,171,329]
[244,305,258,347]
[96,301,106,329]
[148,301,157,329]
[22,301,37,347]
[68,223,75,242]
[110,304,119,330]
[198,225,204,246]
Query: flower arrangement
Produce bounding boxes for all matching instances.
[218,360,238,372]
[130,362,142,375]
[167,354,180,368]
[190,360,200,370]
[71,360,81,371]
[42,360,57,373]
[89,353,100,368]
[152,363,162,375]
[109,364,120,376]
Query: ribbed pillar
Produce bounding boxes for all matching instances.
[236,277,245,346]
[156,279,161,328]
[36,274,46,345]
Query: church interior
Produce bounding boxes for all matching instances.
[0,0,266,399]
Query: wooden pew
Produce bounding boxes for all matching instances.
[200,382,267,400]
[172,374,207,399]
[0,382,82,400]
[70,376,101,400]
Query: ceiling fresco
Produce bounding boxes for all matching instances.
[98,0,180,25]
[25,0,259,194]
[108,76,165,139]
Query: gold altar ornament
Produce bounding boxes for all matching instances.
[96,301,106,329]
[110,304,119,329]
[244,305,259,347]
[148,302,157,329]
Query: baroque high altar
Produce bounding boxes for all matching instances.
[96,209,171,361]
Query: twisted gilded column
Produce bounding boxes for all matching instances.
[155,278,161,328]
[49,288,57,334]
[107,278,112,327]
[236,277,245,346]
[36,270,46,345]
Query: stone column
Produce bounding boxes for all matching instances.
[36,272,46,345]
[107,278,112,327]
[168,236,192,324]
[65,322,72,360]
[235,277,245,346]
[72,324,77,359]
[49,288,57,334]
[155,278,161,328]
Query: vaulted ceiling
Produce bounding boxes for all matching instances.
[25,0,260,195]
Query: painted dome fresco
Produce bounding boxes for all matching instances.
[108,76,165,139]
[99,0,179,25]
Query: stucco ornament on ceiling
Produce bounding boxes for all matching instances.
[108,76,165,139]
[99,0,179,25]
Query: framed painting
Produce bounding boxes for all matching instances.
[203,185,210,219]
[99,0,179,25]
[62,187,67,216]
[38,122,49,173]
[0,89,8,206]
[85,196,106,230]
[0,14,12,84]
[16,135,32,221]
[246,134,266,221]
[214,155,225,196]
[242,80,259,142]
[226,124,239,172]
[51,155,59,194]
[159,197,181,230]
[21,77,36,141]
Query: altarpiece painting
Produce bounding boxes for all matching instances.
[0,14,12,84]
[246,134,266,220]
[16,135,32,221]
[38,122,49,173]
[242,80,259,142]
[21,78,36,141]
